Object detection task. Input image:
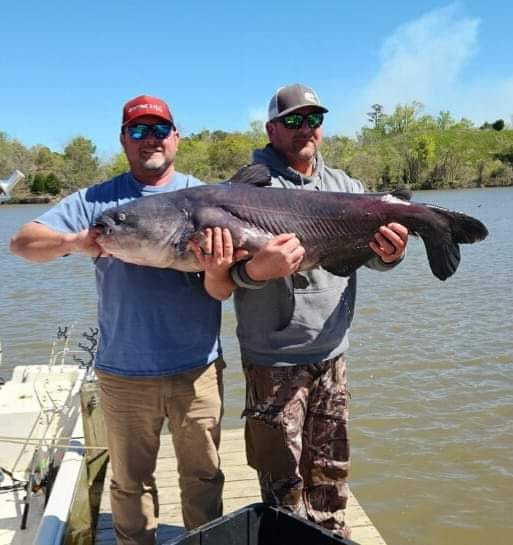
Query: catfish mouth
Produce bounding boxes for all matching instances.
[94,216,116,235]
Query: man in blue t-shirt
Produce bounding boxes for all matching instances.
[10,95,231,545]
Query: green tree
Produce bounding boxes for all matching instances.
[45,173,61,195]
[29,172,61,195]
[32,145,61,171]
[367,104,386,131]
[416,114,437,131]
[428,147,463,189]
[322,136,356,171]
[436,111,456,130]
[104,152,129,178]
[30,173,46,194]
[207,133,253,180]
[176,136,212,179]
[402,134,435,187]
[492,119,505,131]
[385,101,424,134]
[248,120,268,148]
[0,132,32,182]
[453,117,474,129]
[63,137,100,190]
[2,104,513,196]
[494,145,513,166]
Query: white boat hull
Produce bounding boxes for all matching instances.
[0,364,88,545]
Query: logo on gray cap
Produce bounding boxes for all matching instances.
[268,84,329,120]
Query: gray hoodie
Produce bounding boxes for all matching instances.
[233,144,394,366]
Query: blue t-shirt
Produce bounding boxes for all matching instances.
[36,171,222,377]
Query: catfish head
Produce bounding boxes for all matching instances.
[94,196,200,270]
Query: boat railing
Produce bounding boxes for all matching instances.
[0,325,101,537]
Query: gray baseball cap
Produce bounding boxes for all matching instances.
[268,84,329,121]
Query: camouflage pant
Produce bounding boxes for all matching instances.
[243,355,350,533]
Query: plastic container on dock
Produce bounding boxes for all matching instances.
[163,502,358,545]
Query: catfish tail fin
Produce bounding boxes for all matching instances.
[420,205,488,281]
[422,236,461,281]
[427,205,488,243]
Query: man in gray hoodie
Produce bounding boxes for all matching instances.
[198,84,408,538]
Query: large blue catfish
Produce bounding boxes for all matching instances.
[94,165,488,281]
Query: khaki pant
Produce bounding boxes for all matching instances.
[96,358,225,545]
[243,355,350,534]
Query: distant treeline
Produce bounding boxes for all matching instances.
[2,102,513,199]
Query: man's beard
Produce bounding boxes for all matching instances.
[139,153,173,173]
[289,139,317,161]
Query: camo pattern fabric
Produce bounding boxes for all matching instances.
[242,355,350,534]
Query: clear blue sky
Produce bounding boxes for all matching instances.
[2,0,512,159]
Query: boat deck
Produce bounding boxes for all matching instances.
[95,427,387,545]
[0,364,87,545]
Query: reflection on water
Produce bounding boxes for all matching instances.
[1,188,512,545]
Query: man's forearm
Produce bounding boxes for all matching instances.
[204,271,236,301]
[10,223,83,263]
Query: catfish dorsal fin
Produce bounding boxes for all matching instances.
[225,163,272,187]
[391,186,412,201]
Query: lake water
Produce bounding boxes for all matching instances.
[1,188,512,545]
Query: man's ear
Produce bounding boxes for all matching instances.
[265,121,274,141]
[119,131,126,151]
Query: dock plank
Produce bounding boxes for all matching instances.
[95,427,386,545]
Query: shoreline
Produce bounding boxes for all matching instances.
[2,182,512,207]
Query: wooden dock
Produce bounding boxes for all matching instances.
[95,427,386,545]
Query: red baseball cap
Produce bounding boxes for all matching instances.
[121,95,173,126]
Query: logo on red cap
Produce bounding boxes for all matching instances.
[122,95,173,126]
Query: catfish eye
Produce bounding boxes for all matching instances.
[116,212,126,223]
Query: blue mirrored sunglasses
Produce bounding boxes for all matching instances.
[126,123,174,141]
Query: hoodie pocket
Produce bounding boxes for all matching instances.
[267,275,355,351]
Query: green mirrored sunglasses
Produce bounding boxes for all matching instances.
[279,112,324,129]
